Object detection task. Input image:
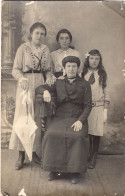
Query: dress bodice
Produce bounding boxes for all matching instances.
[12,42,51,80]
[84,69,109,102]
[51,48,83,74]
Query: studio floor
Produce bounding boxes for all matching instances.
[1,149,125,196]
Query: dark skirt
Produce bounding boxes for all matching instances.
[42,103,89,173]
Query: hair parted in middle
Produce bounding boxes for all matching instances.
[82,49,107,89]
[56,29,72,42]
[30,22,47,36]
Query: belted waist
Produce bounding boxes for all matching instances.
[23,70,45,74]
[92,101,104,107]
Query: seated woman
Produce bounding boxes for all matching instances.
[40,29,83,133]
[35,56,92,184]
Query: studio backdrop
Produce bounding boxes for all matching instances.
[1,1,125,154]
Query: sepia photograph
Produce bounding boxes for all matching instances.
[1,1,125,196]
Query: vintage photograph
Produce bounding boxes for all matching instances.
[1,1,125,196]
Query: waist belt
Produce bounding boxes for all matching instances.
[92,101,104,107]
[24,70,45,74]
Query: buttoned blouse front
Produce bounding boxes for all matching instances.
[12,42,51,80]
[51,48,83,74]
[9,42,52,151]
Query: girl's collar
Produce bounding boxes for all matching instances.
[58,48,71,53]
[88,69,98,73]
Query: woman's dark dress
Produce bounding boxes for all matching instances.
[35,76,92,173]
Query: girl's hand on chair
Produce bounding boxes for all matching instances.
[46,75,56,86]
[71,120,82,131]
[104,109,108,123]
[43,90,51,102]
[58,76,65,80]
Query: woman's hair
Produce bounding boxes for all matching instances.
[82,49,107,89]
[30,22,47,36]
[62,56,80,68]
[56,29,72,42]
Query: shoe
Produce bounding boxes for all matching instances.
[32,152,42,165]
[71,177,78,184]
[88,160,96,169]
[48,172,57,181]
[88,153,97,169]
[15,151,25,170]
[71,173,80,184]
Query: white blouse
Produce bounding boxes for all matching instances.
[51,48,83,74]
[12,42,51,81]
[84,69,110,108]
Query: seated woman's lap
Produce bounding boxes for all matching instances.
[45,117,88,139]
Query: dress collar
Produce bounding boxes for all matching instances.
[65,74,81,82]
[24,42,46,51]
[57,48,72,53]
[88,69,98,74]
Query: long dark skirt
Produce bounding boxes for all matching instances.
[42,116,89,173]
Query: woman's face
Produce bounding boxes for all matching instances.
[65,62,78,78]
[31,27,46,46]
[58,33,71,50]
[89,55,100,70]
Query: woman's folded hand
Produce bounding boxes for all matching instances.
[43,90,51,102]
[71,120,82,132]
[20,80,29,91]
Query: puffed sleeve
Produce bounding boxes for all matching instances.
[12,44,25,81]
[78,81,92,124]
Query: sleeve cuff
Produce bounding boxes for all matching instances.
[78,116,86,124]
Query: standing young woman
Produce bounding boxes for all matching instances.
[51,29,83,78]
[9,22,55,170]
[82,49,110,169]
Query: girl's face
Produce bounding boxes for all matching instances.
[58,33,71,50]
[31,27,46,46]
[89,55,100,70]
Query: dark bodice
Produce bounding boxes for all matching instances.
[35,76,92,124]
[56,77,85,105]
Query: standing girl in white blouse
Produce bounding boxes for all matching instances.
[82,49,110,169]
[9,22,55,170]
[51,29,83,78]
